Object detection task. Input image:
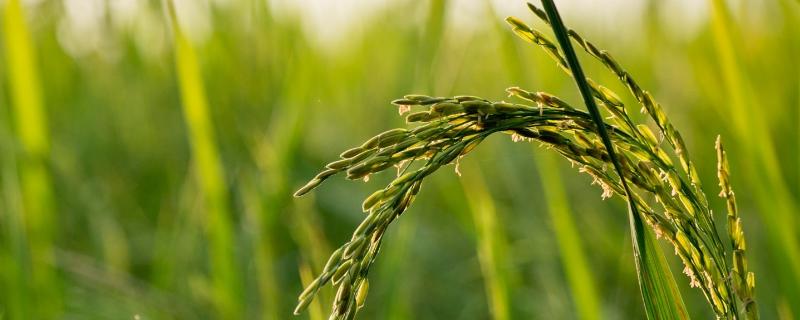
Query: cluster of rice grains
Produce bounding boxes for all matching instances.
[293,4,757,319]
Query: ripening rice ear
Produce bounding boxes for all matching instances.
[293,2,757,318]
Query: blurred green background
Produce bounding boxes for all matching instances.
[0,0,798,319]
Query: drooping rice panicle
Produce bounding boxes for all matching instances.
[294,5,757,319]
[294,89,754,318]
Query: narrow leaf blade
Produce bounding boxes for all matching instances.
[631,212,690,320]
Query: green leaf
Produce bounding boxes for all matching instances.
[630,207,690,320]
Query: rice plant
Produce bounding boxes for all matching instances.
[293,2,757,319]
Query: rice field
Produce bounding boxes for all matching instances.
[0,0,797,319]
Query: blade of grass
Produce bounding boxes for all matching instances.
[379,224,413,320]
[2,0,60,317]
[788,0,800,204]
[299,261,326,320]
[535,153,601,320]
[539,1,688,319]
[291,196,333,315]
[708,0,800,314]
[241,180,280,320]
[0,117,29,320]
[460,163,512,320]
[165,2,240,317]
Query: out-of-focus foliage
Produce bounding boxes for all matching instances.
[0,0,797,319]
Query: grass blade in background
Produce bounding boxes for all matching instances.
[539,1,689,318]
[459,162,512,320]
[377,222,413,320]
[240,180,281,319]
[2,0,60,317]
[708,0,800,315]
[291,197,331,320]
[299,262,326,320]
[165,2,240,317]
[535,153,601,320]
[0,69,31,320]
